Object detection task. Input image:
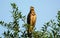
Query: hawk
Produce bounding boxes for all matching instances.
[27,6,36,33]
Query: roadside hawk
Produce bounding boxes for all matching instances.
[27,6,36,33]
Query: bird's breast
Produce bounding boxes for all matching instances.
[30,14,36,25]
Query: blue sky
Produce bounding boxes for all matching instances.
[0,0,60,38]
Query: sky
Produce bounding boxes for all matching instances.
[0,0,60,38]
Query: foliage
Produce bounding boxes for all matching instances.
[0,3,60,38]
[0,3,25,38]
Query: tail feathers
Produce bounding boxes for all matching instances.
[28,32,32,38]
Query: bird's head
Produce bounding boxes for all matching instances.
[30,6,34,11]
[30,6,35,14]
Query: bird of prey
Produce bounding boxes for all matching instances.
[27,6,36,33]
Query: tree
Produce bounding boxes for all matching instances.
[0,3,60,38]
[0,3,25,38]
